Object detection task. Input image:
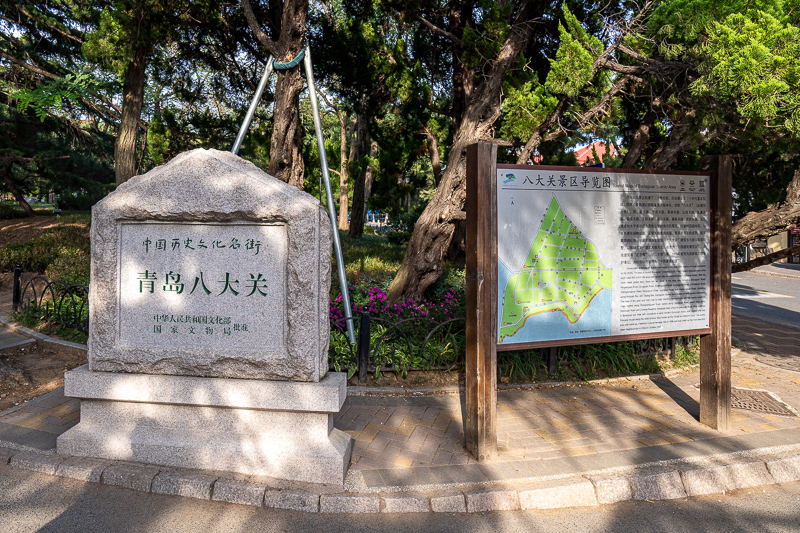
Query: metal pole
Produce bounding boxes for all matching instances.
[231,56,275,155]
[13,263,22,313]
[303,46,356,343]
[357,313,371,384]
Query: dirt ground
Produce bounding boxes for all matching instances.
[0,343,87,412]
[0,215,88,248]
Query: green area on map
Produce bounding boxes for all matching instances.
[499,196,612,343]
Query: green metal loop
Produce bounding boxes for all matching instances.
[272,48,305,70]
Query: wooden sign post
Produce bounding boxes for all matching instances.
[700,155,733,431]
[465,142,498,462]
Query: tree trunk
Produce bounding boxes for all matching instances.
[115,44,148,185]
[643,113,697,170]
[364,139,377,204]
[622,109,657,168]
[2,162,35,217]
[731,166,800,249]
[337,114,350,230]
[268,64,305,189]
[424,126,442,186]
[388,2,538,302]
[516,97,571,165]
[241,0,308,190]
[347,116,369,239]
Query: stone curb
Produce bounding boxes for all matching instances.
[0,338,35,351]
[750,268,800,282]
[0,386,67,418]
[3,444,800,514]
[0,313,88,356]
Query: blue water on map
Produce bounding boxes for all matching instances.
[497,261,612,345]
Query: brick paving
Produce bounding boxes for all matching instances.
[1,314,799,490]
[0,390,80,451]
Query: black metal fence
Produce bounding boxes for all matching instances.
[12,264,89,333]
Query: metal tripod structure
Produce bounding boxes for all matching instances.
[231,45,355,343]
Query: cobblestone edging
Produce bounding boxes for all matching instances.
[2,444,800,513]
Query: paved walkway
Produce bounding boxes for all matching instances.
[2,315,799,499]
[752,262,800,280]
[0,325,33,351]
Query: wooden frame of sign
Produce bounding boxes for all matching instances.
[465,143,732,461]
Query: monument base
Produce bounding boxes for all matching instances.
[57,365,353,485]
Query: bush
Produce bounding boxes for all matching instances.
[0,204,21,220]
[0,226,90,274]
[385,230,410,245]
[44,246,91,286]
[57,191,106,211]
[384,205,425,245]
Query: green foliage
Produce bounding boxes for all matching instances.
[498,338,699,383]
[693,10,800,134]
[57,191,107,211]
[500,76,559,141]
[338,230,406,289]
[44,246,91,286]
[385,204,425,245]
[12,310,88,345]
[13,71,98,122]
[0,204,26,220]
[461,3,513,69]
[545,6,603,96]
[0,226,90,274]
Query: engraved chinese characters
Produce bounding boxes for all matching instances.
[119,222,286,350]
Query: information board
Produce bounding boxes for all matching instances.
[496,165,712,349]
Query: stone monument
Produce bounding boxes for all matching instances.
[57,149,353,485]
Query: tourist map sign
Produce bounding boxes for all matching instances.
[496,165,712,348]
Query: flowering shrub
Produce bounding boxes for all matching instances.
[329,285,464,325]
[328,282,466,378]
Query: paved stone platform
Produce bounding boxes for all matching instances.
[0,314,799,512]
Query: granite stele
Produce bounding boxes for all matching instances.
[57,148,353,485]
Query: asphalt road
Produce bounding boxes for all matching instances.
[2,465,800,533]
[732,272,800,330]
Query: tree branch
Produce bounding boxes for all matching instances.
[574,74,635,128]
[732,166,800,249]
[0,50,59,80]
[16,6,84,44]
[413,14,463,45]
[240,0,279,56]
[732,245,800,273]
[515,96,572,165]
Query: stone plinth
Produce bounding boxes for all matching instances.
[57,365,353,485]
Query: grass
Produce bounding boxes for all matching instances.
[497,337,700,384]
[13,309,88,345]
[0,201,62,219]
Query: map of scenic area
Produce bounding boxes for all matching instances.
[498,195,612,344]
